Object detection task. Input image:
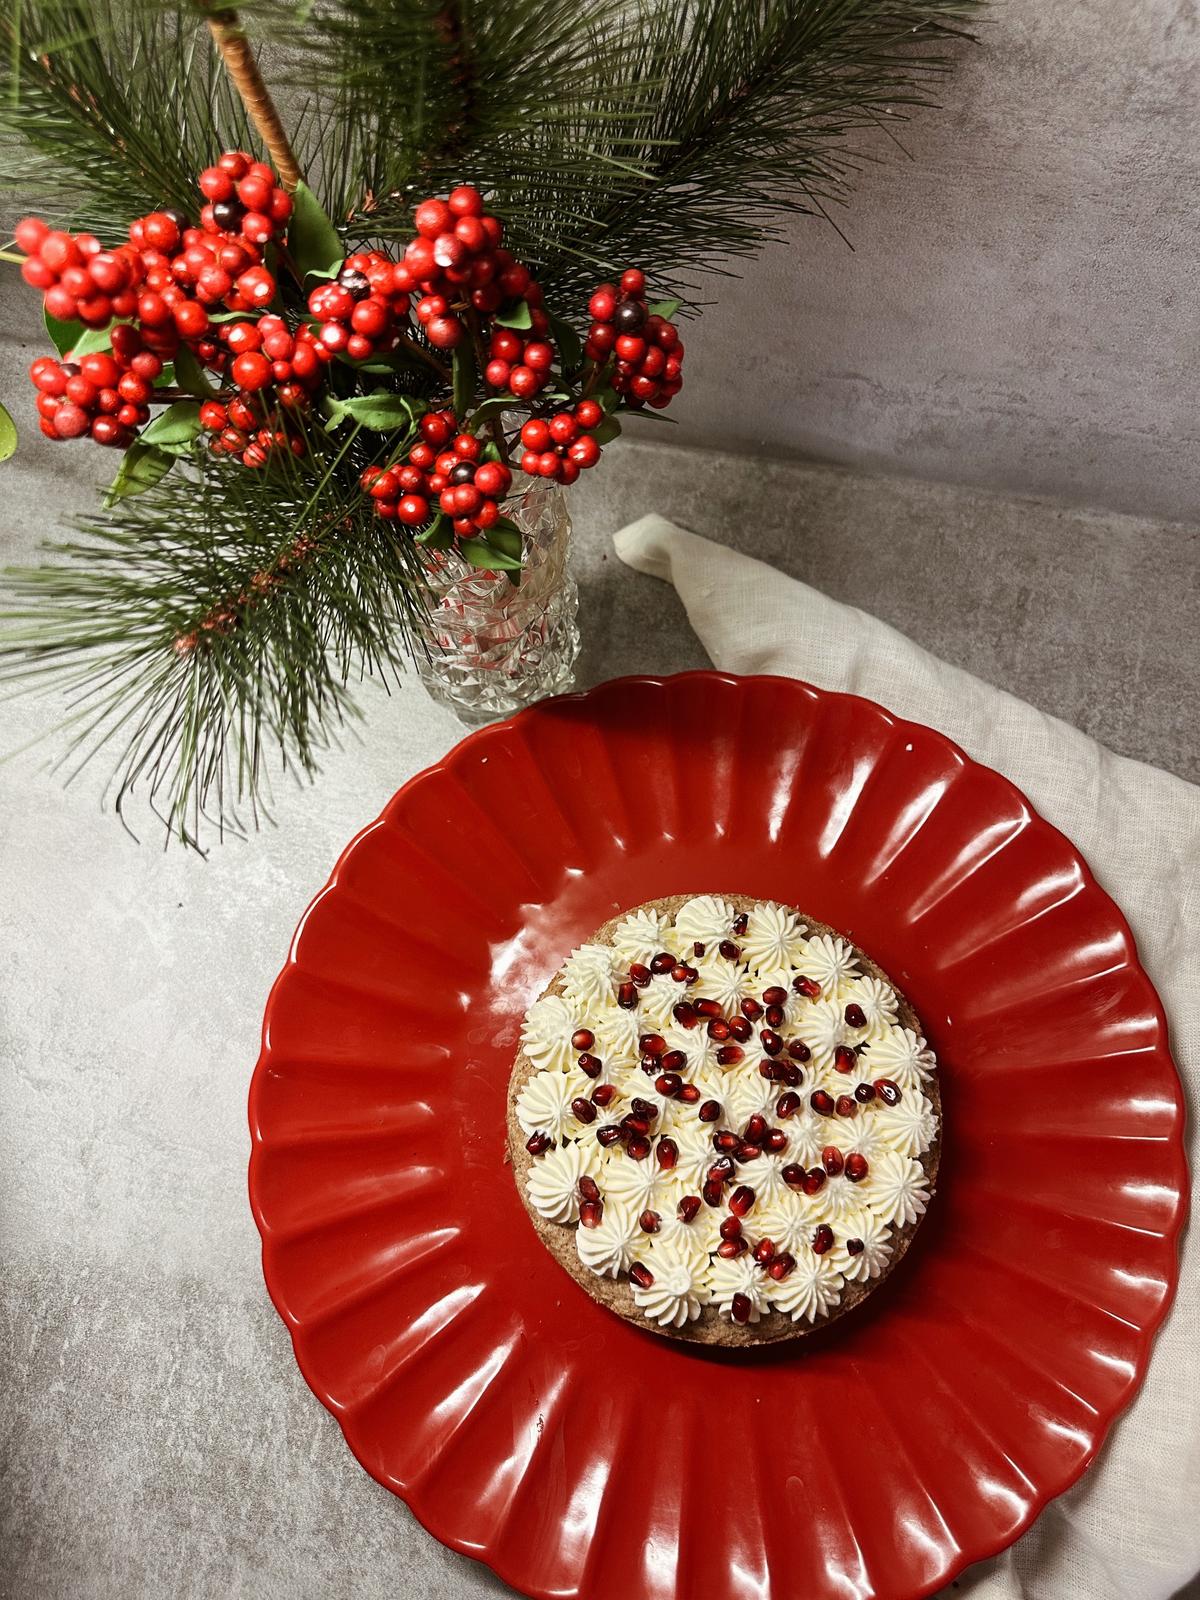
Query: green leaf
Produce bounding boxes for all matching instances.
[648,298,682,320]
[452,341,476,418]
[141,401,203,452]
[0,402,17,462]
[592,415,622,445]
[467,395,516,430]
[415,512,451,548]
[463,537,523,573]
[173,346,216,398]
[154,362,176,389]
[485,519,523,560]
[44,308,86,357]
[288,181,343,280]
[327,391,425,432]
[494,300,532,331]
[103,441,173,506]
[72,322,125,357]
[598,383,621,413]
[547,312,582,374]
[339,351,427,376]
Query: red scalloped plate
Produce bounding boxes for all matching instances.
[249,672,1187,1600]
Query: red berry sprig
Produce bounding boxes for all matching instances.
[307,252,412,363]
[585,268,684,409]
[516,399,605,485]
[196,152,293,246]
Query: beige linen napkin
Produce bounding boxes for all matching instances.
[614,513,1198,1600]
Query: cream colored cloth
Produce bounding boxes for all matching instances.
[614,514,1198,1600]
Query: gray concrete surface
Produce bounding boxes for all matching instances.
[662,0,1200,526]
[3,330,1200,1596]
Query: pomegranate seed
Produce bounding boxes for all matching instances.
[716,1044,744,1066]
[845,1153,869,1182]
[776,1091,801,1119]
[793,975,820,998]
[571,1028,595,1052]
[765,1004,784,1028]
[572,1097,597,1124]
[661,1049,688,1073]
[846,1237,864,1256]
[762,986,788,1006]
[702,1177,725,1207]
[753,1237,776,1264]
[708,1156,735,1182]
[728,1016,752,1043]
[580,1199,604,1228]
[677,1084,701,1104]
[629,962,651,987]
[640,1057,659,1076]
[525,1132,551,1156]
[802,1168,827,1196]
[876,1078,903,1105]
[719,940,741,960]
[639,1208,660,1233]
[768,1252,796,1281]
[685,966,700,985]
[854,1082,877,1103]
[630,1261,654,1289]
[810,1089,835,1115]
[765,1128,788,1153]
[651,952,675,974]
[744,1113,768,1145]
[780,1062,803,1086]
[630,1097,657,1119]
[787,1039,811,1062]
[655,1071,683,1097]
[639,1033,667,1057]
[597,1124,622,1147]
[718,1237,747,1259]
[835,1095,857,1118]
[677,1194,701,1222]
[834,1044,857,1073]
[719,1214,743,1241]
[844,1003,866,1029]
[577,1053,602,1078]
[782,1163,806,1191]
[694,998,722,1020]
[812,1224,834,1255]
[737,1143,762,1162]
[732,911,748,934]
[670,964,691,984]
[578,1175,600,1203]
[731,1292,752,1324]
[822,1146,844,1176]
[672,1002,698,1028]
[699,1099,722,1122]
[759,1060,780,1081]
[760,1028,783,1057]
[741,997,763,1021]
[693,941,706,958]
[622,1114,650,1136]
[707,1018,731,1041]
[714,1129,741,1153]
[617,981,638,1009]
[591,1083,617,1108]
[657,1137,679,1170]
[729,1184,755,1216]
[627,1134,651,1160]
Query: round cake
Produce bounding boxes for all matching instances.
[507,895,941,1345]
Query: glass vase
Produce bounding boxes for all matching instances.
[413,481,581,724]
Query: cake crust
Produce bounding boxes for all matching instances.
[507,895,942,1347]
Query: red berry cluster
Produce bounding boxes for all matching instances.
[360,409,512,537]
[196,152,293,247]
[199,392,305,469]
[585,269,684,409]
[306,252,412,363]
[401,185,551,362]
[17,218,142,329]
[483,324,555,400]
[516,399,605,484]
[217,315,322,405]
[28,323,166,446]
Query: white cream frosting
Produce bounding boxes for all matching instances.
[519,896,939,1329]
[632,1243,711,1327]
[575,1198,643,1278]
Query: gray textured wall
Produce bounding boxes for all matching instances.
[656,0,1200,524]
